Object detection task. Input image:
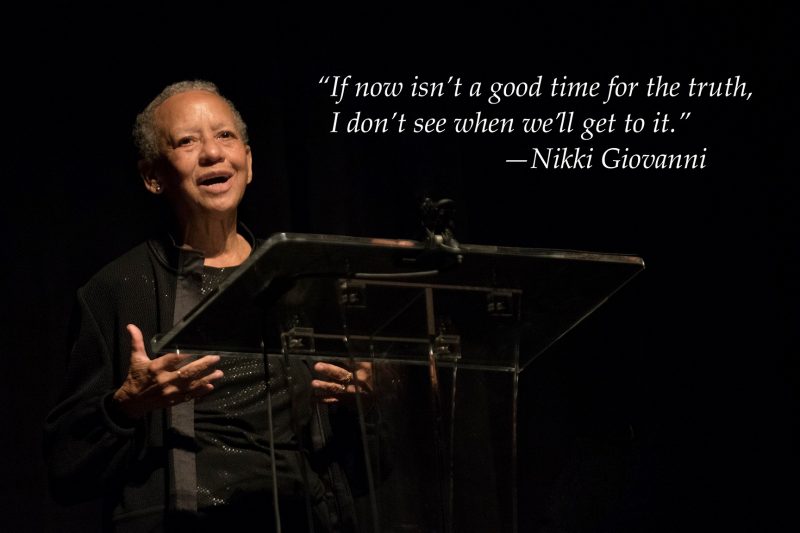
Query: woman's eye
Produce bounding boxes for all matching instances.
[177,137,194,146]
[218,130,234,139]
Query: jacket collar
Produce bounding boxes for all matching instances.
[147,221,257,274]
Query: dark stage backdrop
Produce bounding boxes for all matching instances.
[3,8,794,533]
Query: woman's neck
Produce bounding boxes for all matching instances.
[175,213,251,267]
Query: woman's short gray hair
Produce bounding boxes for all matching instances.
[133,80,249,163]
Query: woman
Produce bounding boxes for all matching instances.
[44,81,369,532]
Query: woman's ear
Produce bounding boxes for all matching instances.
[245,145,253,185]
[139,160,163,195]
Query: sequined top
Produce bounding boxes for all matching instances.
[193,266,324,512]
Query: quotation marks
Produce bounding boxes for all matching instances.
[670,112,691,132]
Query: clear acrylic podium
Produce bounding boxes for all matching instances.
[153,233,644,533]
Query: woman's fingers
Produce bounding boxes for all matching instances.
[311,361,375,404]
[170,355,222,382]
[313,361,353,383]
[166,356,223,402]
[311,378,350,395]
[126,324,148,363]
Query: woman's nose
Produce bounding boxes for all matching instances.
[198,137,224,164]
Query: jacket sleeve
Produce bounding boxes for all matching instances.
[43,288,148,504]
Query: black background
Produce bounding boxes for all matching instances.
[3,7,795,532]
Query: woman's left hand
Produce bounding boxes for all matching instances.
[312,361,373,403]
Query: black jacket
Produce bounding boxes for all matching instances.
[45,238,181,529]
[44,234,370,532]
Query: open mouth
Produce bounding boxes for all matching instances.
[199,175,230,186]
[197,172,233,189]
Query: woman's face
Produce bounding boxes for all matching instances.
[149,90,252,221]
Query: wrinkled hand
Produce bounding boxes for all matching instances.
[111,324,224,418]
[312,361,373,404]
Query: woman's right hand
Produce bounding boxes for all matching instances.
[111,324,223,419]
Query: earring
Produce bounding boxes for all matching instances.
[154,183,162,193]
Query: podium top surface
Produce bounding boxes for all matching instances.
[153,233,644,371]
